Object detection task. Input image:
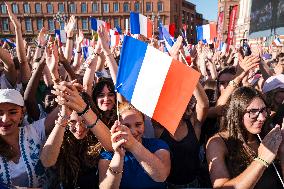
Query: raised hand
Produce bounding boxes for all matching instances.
[37,27,48,46]
[110,121,126,156]
[239,55,260,73]
[258,125,282,164]
[52,81,87,113]
[64,15,76,37]
[98,25,110,53]
[76,29,84,46]
[45,37,59,80]
[6,2,21,30]
[169,36,183,60]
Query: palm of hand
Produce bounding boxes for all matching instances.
[64,16,76,34]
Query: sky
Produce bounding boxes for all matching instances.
[187,0,218,21]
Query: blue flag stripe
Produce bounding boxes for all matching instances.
[116,36,147,101]
[196,26,203,42]
[130,12,140,34]
[91,17,97,31]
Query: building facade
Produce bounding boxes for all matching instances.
[0,0,207,43]
[217,0,240,44]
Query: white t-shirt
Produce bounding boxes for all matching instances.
[2,118,46,187]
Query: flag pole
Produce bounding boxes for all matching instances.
[179,50,191,67]
[257,134,284,188]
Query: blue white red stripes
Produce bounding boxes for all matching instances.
[196,23,217,44]
[116,36,200,134]
[130,12,152,39]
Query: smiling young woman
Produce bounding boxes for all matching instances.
[0,89,48,188]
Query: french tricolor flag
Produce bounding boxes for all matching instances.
[109,29,120,47]
[116,36,201,134]
[130,12,153,39]
[196,23,217,44]
[91,17,107,31]
[273,37,282,46]
[159,23,174,52]
[55,29,66,43]
[113,26,122,35]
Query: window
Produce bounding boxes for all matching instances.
[69,3,76,13]
[12,3,18,14]
[113,2,119,12]
[81,3,87,13]
[114,17,119,27]
[82,18,88,30]
[47,3,53,13]
[123,2,129,12]
[134,2,140,12]
[146,2,151,12]
[92,3,98,13]
[0,4,7,14]
[2,18,9,31]
[37,19,43,30]
[23,3,30,13]
[103,3,109,13]
[48,19,55,30]
[25,18,32,31]
[35,3,41,13]
[58,3,65,13]
[158,2,163,12]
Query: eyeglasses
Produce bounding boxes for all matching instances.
[246,107,270,119]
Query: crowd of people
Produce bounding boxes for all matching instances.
[1,2,284,189]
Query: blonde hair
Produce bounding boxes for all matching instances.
[118,102,144,120]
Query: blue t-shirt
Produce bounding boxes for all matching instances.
[100,138,170,189]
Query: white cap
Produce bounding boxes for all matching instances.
[0,89,24,106]
[262,74,284,93]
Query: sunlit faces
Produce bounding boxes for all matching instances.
[218,73,235,95]
[0,103,23,136]
[243,97,268,134]
[96,85,115,111]
[68,111,88,140]
[120,110,144,143]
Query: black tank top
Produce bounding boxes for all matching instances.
[219,135,283,189]
[160,120,200,185]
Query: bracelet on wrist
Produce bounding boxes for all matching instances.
[228,80,239,88]
[108,166,123,175]
[254,157,269,168]
[58,112,70,121]
[55,120,67,128]
[77,50,82,54]
[85,116,99,129]
[77,104,90,116]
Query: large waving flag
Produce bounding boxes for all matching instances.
[196,23,217,44]
[130,12,152,39]
[159,23,174,52]
[116,36,201,135]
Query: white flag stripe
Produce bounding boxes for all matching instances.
[203,24,210,42]
[139,14,148,38]
[131,46,172,117]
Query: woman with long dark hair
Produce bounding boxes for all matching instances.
[206,87,284,189]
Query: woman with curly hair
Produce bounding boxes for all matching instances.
[40,82,112,189]
[206,86,284,189]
